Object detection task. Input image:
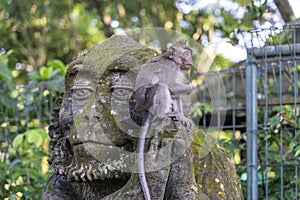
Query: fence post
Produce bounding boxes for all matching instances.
[246,56,258,200]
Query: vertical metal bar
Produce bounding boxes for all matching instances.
[203,85,207,128]
[293,28,299,200]
[278,30,284,200]
[263,61,269,200]
[218,73,221,129]
[232,71,236,135]
[246,56,258,200]
[279,54,284,200]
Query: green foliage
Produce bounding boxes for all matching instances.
[1,128,50,199]
[13,129,48,148]
[29,59,67,81]
[190,102,212,119]
[246,0,267,21]
[0,50,14,90]
[0,50,64,199]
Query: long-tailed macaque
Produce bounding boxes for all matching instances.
[129,40,194,200]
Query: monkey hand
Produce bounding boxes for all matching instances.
[180,116,193,132]
[185,83,194,95]
[167,113,193,132]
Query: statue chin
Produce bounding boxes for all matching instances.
[48,112,132,183]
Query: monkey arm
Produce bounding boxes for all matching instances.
[170,83,194,95]
[166,112,192,131]
[166,95,193,131]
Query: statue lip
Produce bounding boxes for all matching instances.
[72,140,130,148]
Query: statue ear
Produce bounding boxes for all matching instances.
[165,47,175,59]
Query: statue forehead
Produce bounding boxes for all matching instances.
[67,62,129,83]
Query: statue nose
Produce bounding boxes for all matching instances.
[81,112,102,125]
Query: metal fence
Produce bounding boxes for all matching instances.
[0,82,63,162]
[245,26,300,200]
[198,25,300,199]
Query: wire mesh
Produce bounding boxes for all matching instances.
[0,82,63,162]
[244,25,300,200]
[196,25,300,199]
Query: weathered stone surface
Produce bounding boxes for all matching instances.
[42,35,243,200]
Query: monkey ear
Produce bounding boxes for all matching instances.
[166,42,173,49]
[180,40,187,45]
[165,47,175,58]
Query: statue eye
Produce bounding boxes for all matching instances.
[114,89,127,96]
[72,88,94,101]
[112,87,132,101]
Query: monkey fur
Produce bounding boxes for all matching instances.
[130,40,194,200]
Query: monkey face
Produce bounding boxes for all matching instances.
[164,41,193,70]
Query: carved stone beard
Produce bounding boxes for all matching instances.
[48,125,129,182]
[47,69,131,182]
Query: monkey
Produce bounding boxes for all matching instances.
[129,40,194,200]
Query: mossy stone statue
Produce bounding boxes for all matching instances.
[42,35,243,200]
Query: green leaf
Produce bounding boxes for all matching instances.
[0,55,13,90]
[257,173,263,185]
[24,128,47,147]
[27,131,40,143]
[34,134,43,147]
[240,173,247,181]
[268,114,282,130]
[39,66,52,80]
[47,59,67,74]
[289,140,295,149]
[40,130,50,140]
[13,134,24,148]
[204,103,212,112]
[295,146,300,158]
[0,63,12,81]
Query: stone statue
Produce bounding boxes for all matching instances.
[42,35,243,200]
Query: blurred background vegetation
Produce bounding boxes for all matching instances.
[0,0,299,199]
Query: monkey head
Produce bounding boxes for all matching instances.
[163,40,193,70]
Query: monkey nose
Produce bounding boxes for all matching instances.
[186,61,193,68]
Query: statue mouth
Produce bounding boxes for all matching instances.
[69,128,133,149]
[71,137,133,152]
[72,140,114,146]
[72,140,130,150]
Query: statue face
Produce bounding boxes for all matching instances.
[51,60,194,182]
[52,64,134,182]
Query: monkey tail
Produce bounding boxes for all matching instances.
[136,112,151,200]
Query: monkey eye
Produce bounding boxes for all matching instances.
[183,51,191,57]
[72,88,94,101]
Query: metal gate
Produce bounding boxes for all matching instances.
[245,26,300,199]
